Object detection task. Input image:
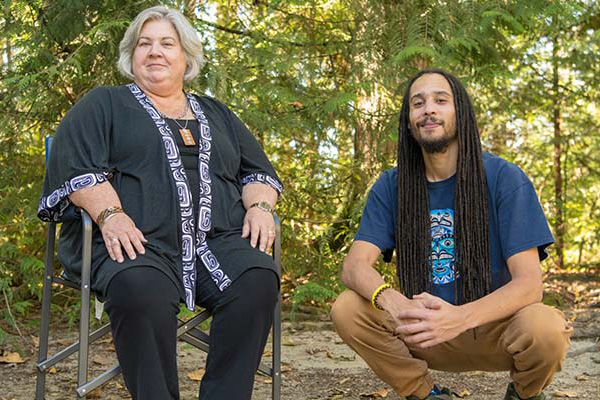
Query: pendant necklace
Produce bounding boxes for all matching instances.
[160,98,196,146]
[173,116,196,146]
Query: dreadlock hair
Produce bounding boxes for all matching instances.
[395,69,491,305]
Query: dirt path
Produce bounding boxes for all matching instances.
[265,323,600,400]
[1,318,599,399]
[2,268,599,399]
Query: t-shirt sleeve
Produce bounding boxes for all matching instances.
[38,87,114,222]
[496,163,554,262]
[228,109,283,195]
[354,171,396,253]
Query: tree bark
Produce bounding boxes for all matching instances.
[552,36,564,269]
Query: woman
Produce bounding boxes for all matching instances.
[38,6,282,399]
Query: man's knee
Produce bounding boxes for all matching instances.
[331,290,372,338]
[504,303,572,362]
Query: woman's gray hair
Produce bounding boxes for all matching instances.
[117,6,205,82]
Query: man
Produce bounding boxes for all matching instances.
[331,70,572,400]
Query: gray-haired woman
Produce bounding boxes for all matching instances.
[38,6,282,399]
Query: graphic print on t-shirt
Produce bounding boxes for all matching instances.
[430,209,457,285]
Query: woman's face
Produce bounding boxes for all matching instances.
[132,19,187,91]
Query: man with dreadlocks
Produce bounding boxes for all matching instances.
[331,70,572,400]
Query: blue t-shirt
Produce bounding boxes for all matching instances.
[355,152,554,304]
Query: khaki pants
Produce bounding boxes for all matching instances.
[331,290,572,399]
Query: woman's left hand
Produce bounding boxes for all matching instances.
[241,208,275,253]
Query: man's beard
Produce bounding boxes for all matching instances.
[411,117,456,154]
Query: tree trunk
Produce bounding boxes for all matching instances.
[552,36,564,269]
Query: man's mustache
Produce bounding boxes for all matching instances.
[417,117,443,127]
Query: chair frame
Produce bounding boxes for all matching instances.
[35,209,282,399]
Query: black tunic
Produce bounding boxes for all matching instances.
[38,86,282,302]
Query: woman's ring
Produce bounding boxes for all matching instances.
[111,237,119,243]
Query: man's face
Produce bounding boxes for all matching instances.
[408,73,457,154]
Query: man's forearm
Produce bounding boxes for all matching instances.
[459,276,543,330]
[341,241,389,301]
[340,241,414,312]
[342,261,389,302]
[459,248,544,330]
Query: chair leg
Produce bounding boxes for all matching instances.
[77,211,93,396]
[272,215,282,400]
[36,223,57,400]
[272,297,281,400]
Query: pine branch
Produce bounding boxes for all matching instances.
[526,64,596,102]
[195,18,352,47]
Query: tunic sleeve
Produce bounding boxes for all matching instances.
[38,87,114,222]
[228,110,283,195]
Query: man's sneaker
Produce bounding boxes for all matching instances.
[504,383,546,400]
[406,386,453,400]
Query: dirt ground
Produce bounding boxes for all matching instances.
[1,268,599,399]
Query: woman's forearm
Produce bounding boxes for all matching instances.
[240,183,278,252]
[69,181,146,263]
[241,183,278,210]
[68,182,122,224]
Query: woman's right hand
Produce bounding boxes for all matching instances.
[100,213,147,263]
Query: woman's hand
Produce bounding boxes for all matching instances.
[100,213,147,263]
[241,207,275,253]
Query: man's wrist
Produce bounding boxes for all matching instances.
[457,303,476,330]
[377,288,407,311]
[371,283,392,310]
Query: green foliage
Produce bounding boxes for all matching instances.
[178,305,211,330]
[0,0,157,328]
[393,45,437,65]
[291,282,338,314]
[1,0,599,327]
[0,326,7,345]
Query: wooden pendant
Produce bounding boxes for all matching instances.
[179,128,196,146]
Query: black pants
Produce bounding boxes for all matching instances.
[104,266,278,400]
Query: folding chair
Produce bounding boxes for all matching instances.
[36,136,282,399]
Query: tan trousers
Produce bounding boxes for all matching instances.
[331,290,572,399]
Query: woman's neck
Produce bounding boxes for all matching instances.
[136,80,191,119]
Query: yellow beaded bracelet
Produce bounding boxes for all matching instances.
[371,283,392,310]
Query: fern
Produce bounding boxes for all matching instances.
[292,282,337,313]
[393,45,436,64]
[481,10,525,34]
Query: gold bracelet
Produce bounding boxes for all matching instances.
[249,201,274,214]
[371,283,392,311]
[97,206,124,229]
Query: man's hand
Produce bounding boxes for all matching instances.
[395,292,468,348]
[241,207,275,253]
[377,289,427,328]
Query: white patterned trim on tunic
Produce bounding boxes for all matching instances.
[187,93,233,293]
[128,83,232,310]
[241,172,283,194]
[38,172,113,222]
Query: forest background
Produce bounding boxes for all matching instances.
[0,0,599,338]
